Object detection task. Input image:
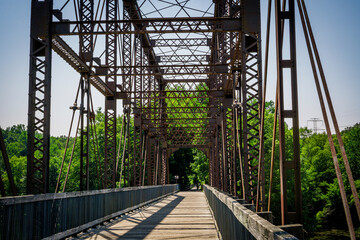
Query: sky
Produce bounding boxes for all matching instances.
[0,0,359,136]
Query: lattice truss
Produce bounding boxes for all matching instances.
[29,0,262,199]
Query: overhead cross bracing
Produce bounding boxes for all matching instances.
[17,0,360,238]
[28,0,263,212]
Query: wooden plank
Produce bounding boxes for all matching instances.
[75,192,220,240]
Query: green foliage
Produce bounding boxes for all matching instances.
[300,124,360,233]
[189,149,208,185]
[261,102,360,233]
[1,104,360,237]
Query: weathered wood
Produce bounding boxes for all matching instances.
[279,224,304,240]
[204,184,299,240]
[77,192,220,240]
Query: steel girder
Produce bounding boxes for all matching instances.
[51,36,113,96]
[104,0,118,189]
[26,0,264,200]
[27,0,53,194]
[151,38,211,47]
[275,0,302,224]
[78,0,94,191]
[0,129,17,196]
[132,35,143,186]
[123,0,164,187]
[239,0,264,207]
[52,18,242,35]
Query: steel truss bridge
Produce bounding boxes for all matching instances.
[0,0,359,239]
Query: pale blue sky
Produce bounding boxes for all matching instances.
[0,0,359,136]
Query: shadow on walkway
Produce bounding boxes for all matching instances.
[117,194,184,239]
[78,194,185,239]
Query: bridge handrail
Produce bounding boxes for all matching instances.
[0,185,176,205]
[0,184,179,239]
[203,184,298,240]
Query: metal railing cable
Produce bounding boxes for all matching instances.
[115,115,125,176]
[296,0,359,238]
[119,113,129,188]
[256,0,272,212]
[55,79,81,193]
[234,109,245,198]
[265,0,287,213]
[89,88,104,188]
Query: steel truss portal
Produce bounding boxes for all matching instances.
[27,0,265,210]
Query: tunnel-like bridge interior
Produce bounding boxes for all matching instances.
[1,0,359,239]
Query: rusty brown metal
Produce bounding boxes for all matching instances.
[257,0,272,212]
[299,0,360,223]
[28,0,263,203]
[275,0,302,224]
[240,0,263,207]
[27,0,53,194]
[297,0,356,238]
[267,86,279,212]
[104,0,118,189]
[0,128,17,196]
[0,175,5,196]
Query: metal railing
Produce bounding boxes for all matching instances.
[0,184,178,239]
[203,184,298,240]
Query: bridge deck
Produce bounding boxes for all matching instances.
[76,191,220,239]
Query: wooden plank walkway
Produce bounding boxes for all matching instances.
[74,191,220,239]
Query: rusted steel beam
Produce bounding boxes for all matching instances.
[0,176,5,196]
[151,38,211,47]
[27,0,53,194]
[104,0,118,189]
[275,0,302,224]
[52,36,114,96]
[78,0,94,191]
[52,17,242,35]
[157,55,210,63]
[0,128,17,196]
[239,0,263,208]
[297,0,357,237]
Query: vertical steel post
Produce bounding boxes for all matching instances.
[122,0,133,186]
[132,34,143,186]
[161,148,168,185]
[79,75,90,191]
[275,0,302,224]
[27,0,53,194]
[79,0,93,191]
[240,0,263,206]
[104,0,118,189]
[0,129,17,196]
[0,175,5,196]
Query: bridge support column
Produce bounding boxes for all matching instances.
[27,0,53,194]
[275,0,302,224]
[133,34,143,187]
[79,74,91,191]
[221,97,236,195]
[104,0,118,189]
[78,0,94,191]
[240,0,264,208]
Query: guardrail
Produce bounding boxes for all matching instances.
[203,184,299,240]
[0,184,178,239]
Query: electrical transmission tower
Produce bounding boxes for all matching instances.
[307,118,323,133]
